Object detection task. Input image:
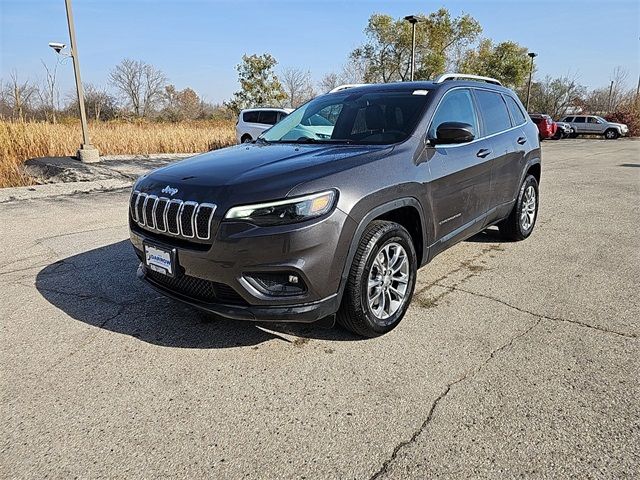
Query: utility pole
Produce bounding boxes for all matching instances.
[404,15,422,81]
[525,52,537,112]
[64,0,99,163]
[607,80,614,113]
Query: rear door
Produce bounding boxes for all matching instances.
[425,88,494,245]
[573,116,587,133]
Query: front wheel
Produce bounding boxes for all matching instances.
[604,129,619,140]
[337,221,417,337]
[498,175,539,241]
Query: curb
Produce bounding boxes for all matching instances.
[0,178,133,204]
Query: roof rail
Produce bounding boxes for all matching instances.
[434,73,502,86]
[329,83,368,93]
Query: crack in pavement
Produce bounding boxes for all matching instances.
[438,284,637,340]
[369,315,542,480]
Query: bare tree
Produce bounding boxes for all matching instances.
[109,59,167,117]
[3,71,37,121]
[37,59,61,123]
[319,72,340,93]
[281,68,315,108]
[527,74,586,118]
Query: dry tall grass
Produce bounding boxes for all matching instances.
[0,120,236,188]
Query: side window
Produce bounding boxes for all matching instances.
[504,95,527,125]
[474,90,512,135]
[587,117,599,124]
[574,116,586,123]
[258,110,278,125]
[428,89,478,139]
[277,112,289,122]
[243,111,259,123]
[563,117,573,122]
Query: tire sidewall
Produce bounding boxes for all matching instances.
[515,175,539,238]
[358,228,417,335]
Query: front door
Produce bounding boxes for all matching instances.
[423,88,494,248]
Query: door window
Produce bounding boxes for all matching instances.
[428,89,478,140]
[258,110,278,125]
[474,90,512,135]
[573,116,586,123]
[504,95,527,126]
[587,117,600,124]
[243,111,259,123]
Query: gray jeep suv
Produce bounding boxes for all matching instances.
[129,74,541,337]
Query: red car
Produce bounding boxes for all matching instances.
[529,113,557,140]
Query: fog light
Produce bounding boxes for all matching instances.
[244,272,307,297]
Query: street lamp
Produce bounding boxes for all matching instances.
[49,0,99,163]
[525,52,538,112]
[404,15,423,81]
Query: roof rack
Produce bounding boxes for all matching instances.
[329,83,368,93]
[434,73,502,86]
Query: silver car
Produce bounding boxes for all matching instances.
[560,115,628,139]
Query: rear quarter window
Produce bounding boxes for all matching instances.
[243,111,259,123]
[504,95,527,125]
[258,110,278,125]
[474,90,512,135]
[574,117,586,123]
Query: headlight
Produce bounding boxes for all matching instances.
[224,190,336,226]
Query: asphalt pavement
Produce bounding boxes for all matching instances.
[1,139,638,478]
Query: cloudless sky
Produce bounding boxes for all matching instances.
[1,0,639,104]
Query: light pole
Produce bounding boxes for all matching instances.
[404,15,422,81]
[525,52,537,112]
[49,0,99,163]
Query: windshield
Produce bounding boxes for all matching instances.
[596,116,607,123]
[260,89,431,145]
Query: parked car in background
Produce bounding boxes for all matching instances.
[236,108,293,143]
[559,115,628,139]
[529,113,557,140]
[554,121,573,139]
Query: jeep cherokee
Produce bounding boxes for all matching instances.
[129,73,541,337]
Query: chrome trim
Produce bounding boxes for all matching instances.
[137,192,149,227]
[130,190,141,222]
[178,201,198,239]
[129,191,216,241]
[195,203,217,240]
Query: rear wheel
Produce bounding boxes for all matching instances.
[337,221,417,337]
[604,128,619,140]
[498,175,539,241]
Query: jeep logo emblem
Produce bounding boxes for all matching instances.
[162,185,179,196]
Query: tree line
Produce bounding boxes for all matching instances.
[1,8,637,123]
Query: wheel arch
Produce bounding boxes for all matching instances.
[336,197,429,305]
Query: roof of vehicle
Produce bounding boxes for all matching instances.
[240,107,294,113]
[324,79,514,96]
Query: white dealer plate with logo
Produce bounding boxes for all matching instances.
[144,244,174,276]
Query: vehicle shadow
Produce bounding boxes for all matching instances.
[466,226,505,243]
[35,240,362,349]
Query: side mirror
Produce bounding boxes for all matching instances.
[430,122,475,145]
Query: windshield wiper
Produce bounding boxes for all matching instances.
[293,138,353,144]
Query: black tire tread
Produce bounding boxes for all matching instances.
[498,175,539,241]
[337,220,414,337]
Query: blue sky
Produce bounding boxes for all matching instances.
[1,0,639,104]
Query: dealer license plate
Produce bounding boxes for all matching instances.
[144,244,175,277]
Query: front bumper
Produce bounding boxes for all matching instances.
[130,207,357,323]
[138,264,340,322]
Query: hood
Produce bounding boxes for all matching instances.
[136,142,393,206]
[609,122,627,129]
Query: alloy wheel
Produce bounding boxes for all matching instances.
[520,185,537,231]
[367,242,410,324]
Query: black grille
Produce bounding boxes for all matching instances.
[144,197,156,229]
[146,270,248,306]
[129,192,138,219]
[135,195,145,223]
[180,204,196,237]
[166,202,181,234]
[155,198,168,231]
[196,205,214,238]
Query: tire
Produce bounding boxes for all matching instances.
[569,130,578,138]
[552,129,562,140]
[241,134,252,143]
[337,220,417,337]
[604,128,619,140]
[498,175,539,241]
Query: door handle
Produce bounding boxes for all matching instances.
[476,148,492,158]
[517,136,527,145]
